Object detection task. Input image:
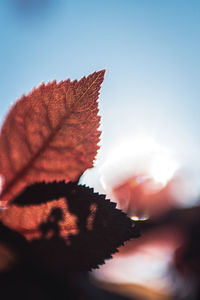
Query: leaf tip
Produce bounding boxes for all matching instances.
[97,69,106,78]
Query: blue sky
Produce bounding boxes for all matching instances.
[1,0,200,186]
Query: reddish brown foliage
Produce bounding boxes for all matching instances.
[1,197,78,241]
[0,182,138,271]
[0,70,139,274]
[0,70,105,205]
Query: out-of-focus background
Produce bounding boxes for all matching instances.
[1,1,200,299]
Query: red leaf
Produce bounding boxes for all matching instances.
[0,70,105,205]
[0,197,78,241]
[0,182,138,271]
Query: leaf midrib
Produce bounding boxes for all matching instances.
[1,71,103,203]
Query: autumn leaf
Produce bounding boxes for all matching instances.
[0,70,105,205]
[0,182,139,271]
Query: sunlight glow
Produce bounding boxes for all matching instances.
[100,136,179,192]
[131,215,149,221]
[150,154,178,186]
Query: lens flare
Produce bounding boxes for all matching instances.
[100,136,179,192]
[150,153,178,186]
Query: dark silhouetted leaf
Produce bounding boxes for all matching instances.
[0,70,105,205]
[0,222,133,300]
[0,182,139,271]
